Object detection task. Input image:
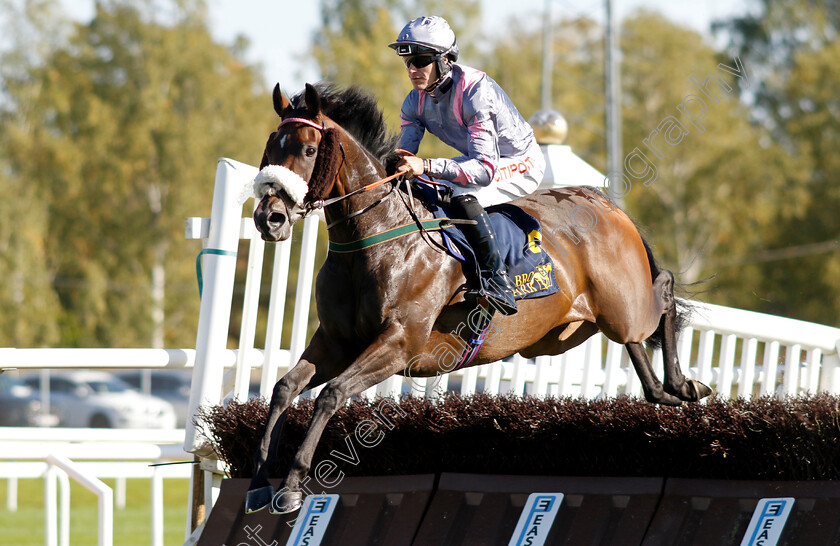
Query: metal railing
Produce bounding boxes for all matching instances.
[0,427,191,546]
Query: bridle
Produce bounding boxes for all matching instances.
[279,116,406,230]
[274,115,459,255]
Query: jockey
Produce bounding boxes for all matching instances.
[390,15,545,316]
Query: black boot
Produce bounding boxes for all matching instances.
[452,195,518,316]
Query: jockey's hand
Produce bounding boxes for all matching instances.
[394,149,425,178]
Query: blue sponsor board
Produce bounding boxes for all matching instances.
[508,492,564,546]
[286,494,339,546]
[740,497,794,546]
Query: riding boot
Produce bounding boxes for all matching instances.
[452,195,518,316]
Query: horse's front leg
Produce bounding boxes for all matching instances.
[271,324,410,514]
[246,328,345,513]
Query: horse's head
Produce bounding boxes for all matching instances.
[253,83,344,242]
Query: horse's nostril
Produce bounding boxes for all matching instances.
[268,212,286,225]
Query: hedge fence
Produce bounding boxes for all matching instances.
[198,393,840,481]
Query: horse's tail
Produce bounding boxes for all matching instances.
[641,237,693,349]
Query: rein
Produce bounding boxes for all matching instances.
[277,116,450,250]
[311,170,404,230]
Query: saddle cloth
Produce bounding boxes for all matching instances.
[414,181,560,301]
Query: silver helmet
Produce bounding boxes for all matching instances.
[389,16,459,61]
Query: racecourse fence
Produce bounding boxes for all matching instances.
[181,157,840,457]
[2,151,840,545]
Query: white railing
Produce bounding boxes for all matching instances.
[180,156,840,413]
[0,427,192,546]
[45,454,113,546]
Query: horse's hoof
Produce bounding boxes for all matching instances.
[270,489,304,514]
[245,486,274,513]
[689,379,713,400]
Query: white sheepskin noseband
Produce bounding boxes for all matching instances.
[253,165,309,207]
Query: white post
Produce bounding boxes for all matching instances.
[460,366,478,395]
[696,331,715,390]
[184,158,258,456]
[45,466,57,546]
[376,375,404,399]
[46,454,113,546]
[580,337,602,399]
[233,211,266,401]
[40,465,74,546]
[511,354,529,395]
[58,470,70,546]
[115,476,126,509]
[151,467,164,546]
[761,341,781,397]
[288,215,321,367]
[677,327,694,372]
[533,355,552,398]
[819,348,840,394]
[805,348,822,394]
[601,341,623,398]
[625,349,642,397]
[738,337,758,400]
[259,238,293,399]
[484,361,502,395]
[7,476,17,511]
[783,344,801,395]
[718,334,737,399]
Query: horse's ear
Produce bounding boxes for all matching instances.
[273,83,289,117]
[304,83,322,114]
[305,128,341,202]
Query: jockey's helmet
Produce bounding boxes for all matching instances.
[389,16,459,84]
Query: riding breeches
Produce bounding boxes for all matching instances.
[439,142,545,208]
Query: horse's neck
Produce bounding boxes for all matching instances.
[326,158,426,242]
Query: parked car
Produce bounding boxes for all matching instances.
[22,371,177,429]
[0,373,59,427]
[115,370,191,426]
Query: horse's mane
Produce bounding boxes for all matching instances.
[289,83,398,163]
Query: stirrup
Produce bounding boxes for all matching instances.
[482,273,518,316]
[487,292,517,316]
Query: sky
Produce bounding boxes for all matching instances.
[61,0,751,92]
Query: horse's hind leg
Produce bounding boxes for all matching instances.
[625,342,684,406]
[654,270,712,401]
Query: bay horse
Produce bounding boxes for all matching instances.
[245,82,711,514]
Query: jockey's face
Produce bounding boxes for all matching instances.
[404,55,438,92]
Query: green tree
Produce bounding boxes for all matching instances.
[718,1,840,325]
[483,16,608,166]
[486,11,810,316]
[1,0,272,347]
[618,12,808,300]
[312,0,481,159]
[0,0,70,347]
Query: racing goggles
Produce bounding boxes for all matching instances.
[395,43,436,56]
[404,54,436,69]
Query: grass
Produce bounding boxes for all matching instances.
[0,478,190,546]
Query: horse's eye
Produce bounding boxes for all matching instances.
[305,146,317,157]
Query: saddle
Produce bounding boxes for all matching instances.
[413,181,560,301]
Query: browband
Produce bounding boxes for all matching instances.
[280,117,324,131]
